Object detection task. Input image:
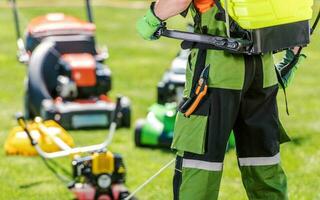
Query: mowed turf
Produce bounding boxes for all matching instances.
[0,1,319,200]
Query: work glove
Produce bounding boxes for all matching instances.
[276,49,306,88]
[136,2,163,40]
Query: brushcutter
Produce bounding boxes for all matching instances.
[15,96,136,200]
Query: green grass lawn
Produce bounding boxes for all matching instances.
[0,1,319,199]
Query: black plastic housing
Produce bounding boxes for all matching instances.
[250,20,310,54]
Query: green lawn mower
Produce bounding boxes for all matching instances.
[134,49,235,149]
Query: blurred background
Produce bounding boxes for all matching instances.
[0,0,319,199]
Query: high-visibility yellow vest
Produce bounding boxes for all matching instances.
[222,0,314,29]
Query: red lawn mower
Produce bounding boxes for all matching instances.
[10,0,131,129]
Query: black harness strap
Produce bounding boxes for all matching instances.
[179,47,208,114]
[180,5,190,18]
[214,0,251,39]
[214,0,226,21]
[311,9,320,35]
[189,26,209,96]
[191,49,208,96]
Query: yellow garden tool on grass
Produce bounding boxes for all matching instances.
[5,97,136,200]
[4,116,74,156]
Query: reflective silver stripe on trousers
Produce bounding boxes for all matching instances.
[182,159,223,171]
[238,153,280,166]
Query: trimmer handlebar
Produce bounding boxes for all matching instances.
[16,112,37,146]
[17,96,123,159]
[112,96,122,123]
[156,26,253,54]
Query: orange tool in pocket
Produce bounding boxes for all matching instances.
[181,65,210,117]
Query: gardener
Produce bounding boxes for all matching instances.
[136,0,305,199]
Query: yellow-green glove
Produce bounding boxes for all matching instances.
[276,49,306,88]
[136,2,163,40]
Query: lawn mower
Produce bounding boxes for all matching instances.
[9,0,131,129]
[11,97,136,200]
[134,48,236,149]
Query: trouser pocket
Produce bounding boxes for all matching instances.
[171,98,210,155]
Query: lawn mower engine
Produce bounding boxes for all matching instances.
[23,13,131,129]
[70,151,135,200]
